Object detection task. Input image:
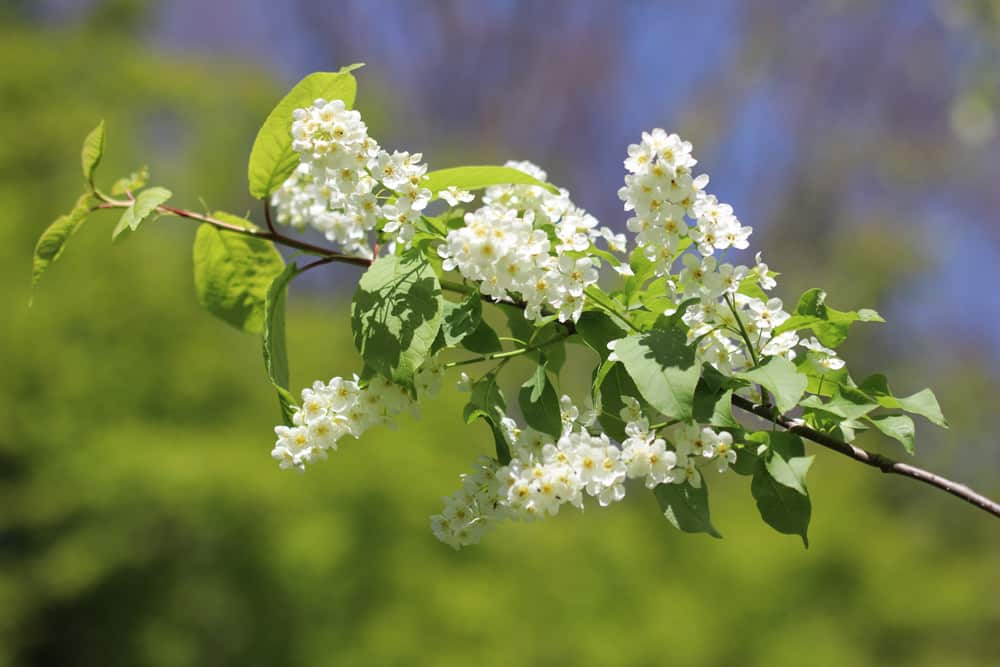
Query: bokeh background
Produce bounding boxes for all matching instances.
[4,1,999,665]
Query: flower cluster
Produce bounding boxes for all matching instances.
[619,129,843,374]
[430,395,737,549]
[271,359,444,472]
[270,97,432,257]
[438,161,626,323]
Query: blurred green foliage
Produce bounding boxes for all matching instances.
[3,19,999,667]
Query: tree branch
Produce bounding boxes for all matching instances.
[730,394,1000,519]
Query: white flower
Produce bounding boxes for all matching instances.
[440,186,475,207]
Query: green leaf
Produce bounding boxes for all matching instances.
[693,384,739,429]
[351,250,443,389]
[765,448,813,496]
[615,325,700,421]
[736,356,807,415]
[247,65,363,199]
[461,319,503,354]
[81,120,105,185]
[798,384,878,421]
[263,263,300,424]
[857,374,948,428]
[654,481,722,538]
[518,365,562,438]
[422,165,558,197]
[752,451,811,548]
[192,215,285,334]
[440,293,482,347]
[775,288,884,348]
[111,165,149,196]
[31,192,97,292]
[464,373,510,463]
[575,310,627,362]
[596,363,644,442]
[112,186,172,240]
[867,414,916,455]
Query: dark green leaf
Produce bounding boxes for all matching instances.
[351,250,443,389]
[247,65,363,199]
[263,263,300,424]
[654,481,722,538]
[575,310,627,362]
[518,365,562,437]
[464,373,510,463]
[461,319,503,354]
[192,215,285,334]
[752,469,811,548]
[693,384,739,429]
[440,293,482,347]
[596,363,643,442]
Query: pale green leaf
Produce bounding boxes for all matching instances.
[112,186,172,240]
[868,414,916,455]
[736,356,807,414]
[615,326,700,421]
[81,120,105,185]
[192,215,285,334]
[31,192,97,292]
[247,65,363,199]
[423,165,558,197]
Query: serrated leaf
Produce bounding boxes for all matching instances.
[192,215,285,334]
[654,480,722,538]
[518,365,562,438]
[857,374,948,428]
[263,263,300,424]
[868,414,916,455]
[752,455,811,547]
[351,250,443,389]
[736,356,807,414]
[423,165,558,197]
[615,325,700,421]
[247,65,363,199]
[112,186,172,240]
[81,120,105,185]
[31,192,97,292]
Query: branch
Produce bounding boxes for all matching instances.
[730,394,1000,519]
[97,199,371,267]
